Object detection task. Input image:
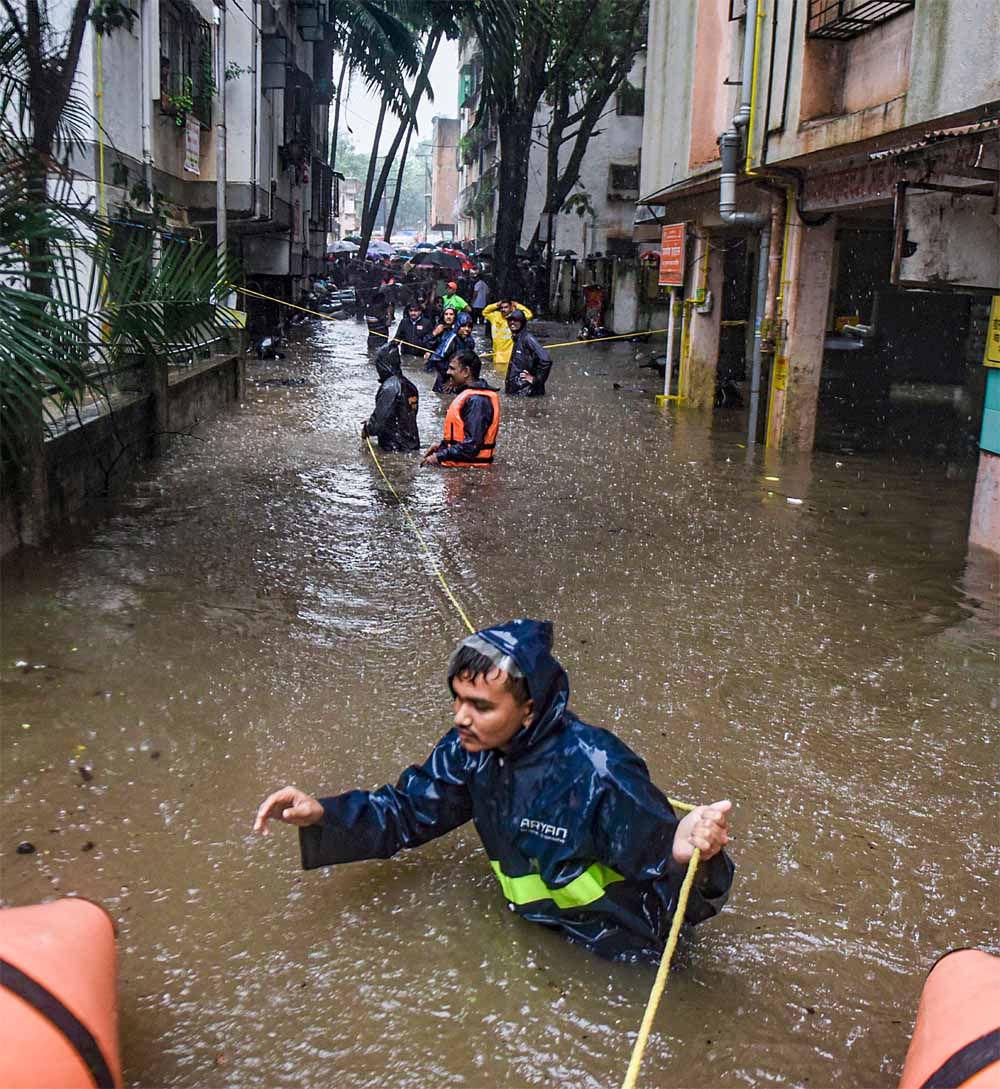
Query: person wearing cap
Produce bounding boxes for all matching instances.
[441,282,469,313]
[421,349,499,465]
[482,298,533,369]
[393,301,436,358]
[361,343,420,452]
[505,309,552,396]
[254,618,733,963]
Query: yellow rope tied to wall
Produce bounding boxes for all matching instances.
[232,284,668,358]
[245,281,706,1088]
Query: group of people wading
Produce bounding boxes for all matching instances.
[362,292,553,468]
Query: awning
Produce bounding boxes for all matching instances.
[868,117,1000,161]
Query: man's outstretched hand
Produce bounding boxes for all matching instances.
[672,799,732,865]
[254,786,324,836]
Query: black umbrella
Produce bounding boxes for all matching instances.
[474,245,529,259]
[413,250,464,270]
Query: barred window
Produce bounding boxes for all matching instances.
[807,0,915,40]
[159,0,213,126]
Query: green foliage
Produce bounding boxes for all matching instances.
[562,191,595,218]
[224,61,248,82]
[164,76,194,127]
[0,22,237,472]
[90,0,139,36]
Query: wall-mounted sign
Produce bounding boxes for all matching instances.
[658,223,686,287]
[183,116,200,175]
[984,295,1000,369]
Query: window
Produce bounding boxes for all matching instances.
[608,163,639,200]
[159,0,213,126]
[616,83,645,117]
[807,0,915,40]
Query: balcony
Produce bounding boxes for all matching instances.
[806,0,915,40]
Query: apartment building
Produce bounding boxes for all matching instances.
[63,0,336,322]
[637,0,999,549]
[455,36,645,259]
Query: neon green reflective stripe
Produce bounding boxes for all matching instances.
[489,860,625,909]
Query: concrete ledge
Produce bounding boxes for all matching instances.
[1,354,244,557]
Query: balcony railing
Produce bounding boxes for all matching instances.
[807,0,915,40]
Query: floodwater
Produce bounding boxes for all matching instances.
[2,317,998,1088]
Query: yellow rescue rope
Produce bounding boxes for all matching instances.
[244,281,708,1089]
[232,284,669,357]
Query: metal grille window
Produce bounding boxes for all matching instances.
[159,0,213,125]
[608,163,639,200]
[616,84,645,117]
[807,0,915,40]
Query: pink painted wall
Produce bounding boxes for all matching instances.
[688,2,732,169]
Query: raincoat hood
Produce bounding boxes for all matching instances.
[507,308,528,328]
[450,619,569,757]
[374,343,403,382]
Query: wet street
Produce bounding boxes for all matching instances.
[2,317,998,1088]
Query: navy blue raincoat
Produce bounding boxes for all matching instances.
[299,619,733,961]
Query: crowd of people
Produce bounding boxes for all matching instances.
[362,275,554,469]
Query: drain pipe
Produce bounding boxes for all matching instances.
[719,0,769,444]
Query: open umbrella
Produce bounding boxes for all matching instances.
[368,240,395,256]
[412,250,464,270]
[328,240,359,253]
[414,242,436,251]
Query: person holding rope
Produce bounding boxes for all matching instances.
[361,343,420,453]
[393,301,436,359]
[421,349,499,466]
[254,619,733,962]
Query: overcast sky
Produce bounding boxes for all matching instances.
[339,38,460,154]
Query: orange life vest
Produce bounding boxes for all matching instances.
[440,387,501,467]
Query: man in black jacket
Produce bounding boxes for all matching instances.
[393,302,436,358]
[505,309,552,396]
[362,343,420,452]
[253,618,733,962]
[421,350,500,467]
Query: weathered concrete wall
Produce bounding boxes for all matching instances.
[1,356,243,558]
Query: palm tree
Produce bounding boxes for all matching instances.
[0,18,236,543]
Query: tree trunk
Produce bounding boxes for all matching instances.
[359,95,389,250]
[383,118,414,242]
[493,114,534,298]
[328,52,350,173]
[356,31,440,258]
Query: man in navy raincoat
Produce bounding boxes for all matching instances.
[254,619,733,962]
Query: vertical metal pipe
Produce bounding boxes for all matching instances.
[215,1,229,301]
[747,223,771,446]
[663,286,677,399]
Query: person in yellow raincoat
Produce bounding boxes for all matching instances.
[482,298,533,372]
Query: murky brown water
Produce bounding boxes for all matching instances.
[3,318,998,1088]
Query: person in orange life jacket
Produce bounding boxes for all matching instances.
[505,309,552,396]
[420,351,500,467]
[253,619,733,963]
[429,313,476,393]
[361,343,420,452]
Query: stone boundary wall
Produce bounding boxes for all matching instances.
[1,355,244,558]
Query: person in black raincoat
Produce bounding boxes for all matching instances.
[505,310,552,396]
[361,343,420,452]
[254,619,734,963]
[393,302,436,358]
[365,289,391,347]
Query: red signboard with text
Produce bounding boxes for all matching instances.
[658,223,686,287]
